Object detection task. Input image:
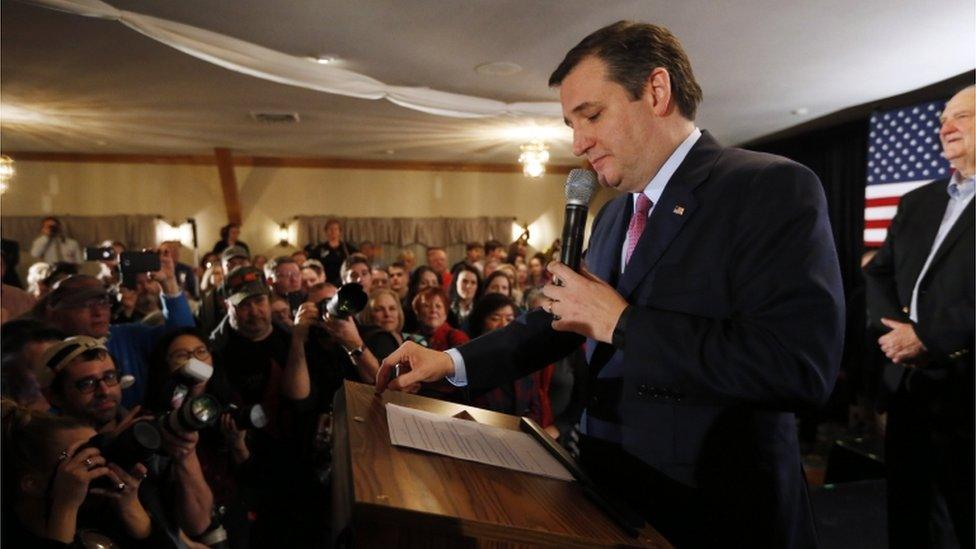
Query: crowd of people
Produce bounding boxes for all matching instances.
[0,217,582,547]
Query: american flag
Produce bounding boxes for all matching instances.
[865,100,951,246]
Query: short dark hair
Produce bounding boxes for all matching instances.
[467,294,518,338]
[484,240,504,254]
[343,255,370,272]
[267,256,298,272]
[219,223,240,241]
[466,242,484,251]
[548,21,702,120]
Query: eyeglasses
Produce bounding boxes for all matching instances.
[58,295,112,310]
[72,370,120,394]
[168,347,211,366]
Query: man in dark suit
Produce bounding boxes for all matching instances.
[864,86,974,549]
[376,21,844,547]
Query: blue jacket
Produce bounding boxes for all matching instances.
[109,293,195,407]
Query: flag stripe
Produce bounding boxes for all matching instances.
[865,196,903,207]
[864,229,888,244]
[865,180,931,198]
[865,206,898,220]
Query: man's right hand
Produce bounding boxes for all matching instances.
[375,341,455,393]
[293,301,321,340]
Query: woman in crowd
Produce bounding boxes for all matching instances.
[1,400,165,547]
[527,253,549,289]
[467,294,547,424]
[411,287,468,402]
[145,328,252,548]
[483,270,513,299]
[413,287,468,352]
[402,265,440,333]
[211,223,249,256]
[449,264,481,331]
[300,260,325,292]
[360,288,409,348]
[352,289,427,394]
[494,264,523,307]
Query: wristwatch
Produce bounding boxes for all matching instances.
[346,345,365,359]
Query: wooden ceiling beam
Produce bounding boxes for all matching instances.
[214,147,242,225]
[5,151,581,174]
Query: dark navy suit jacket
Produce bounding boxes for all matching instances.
[459,132,844,547]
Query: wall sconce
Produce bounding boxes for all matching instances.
[0,155,14,194]
[155,217,196,248]
[276,223,289,246]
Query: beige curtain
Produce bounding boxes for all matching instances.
[295,216,514,249]
[1,215,159,253]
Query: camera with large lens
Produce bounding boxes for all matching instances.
[163,358,213,412]
[159,393,222,435]
[82,422,162,491]
[226,403,269,430]
[318,282,367,320]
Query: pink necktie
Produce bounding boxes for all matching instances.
[625,194,652,266]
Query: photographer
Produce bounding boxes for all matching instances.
[1,400,167,547]
[208,266,326,546]
[288,285,389,402]
[30,216,82,265]
[147,328,251,547]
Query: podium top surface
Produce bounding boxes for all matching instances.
[339,381,671,548]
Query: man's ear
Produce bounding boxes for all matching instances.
[642,67,674,117]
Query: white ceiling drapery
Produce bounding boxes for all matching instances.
[22,0,563,120]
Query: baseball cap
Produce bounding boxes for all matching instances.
[222,266,269,306]
[221,245,250,263]
[47,275,112,309]
[36,335,108,389]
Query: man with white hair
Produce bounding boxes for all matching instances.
[864,85,975,549]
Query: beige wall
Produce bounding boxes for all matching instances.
[0,160,618,263]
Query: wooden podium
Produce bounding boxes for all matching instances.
[331,381,671,548]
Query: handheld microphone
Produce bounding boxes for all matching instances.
[559,169,599,271]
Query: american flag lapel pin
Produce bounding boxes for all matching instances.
[673,205,685,216]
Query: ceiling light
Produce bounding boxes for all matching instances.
[475,61,523,76]
[309,54,340,65]
[479,122,571,143]
[518,141,549,178]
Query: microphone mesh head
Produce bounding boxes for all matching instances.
[565,169,599,205]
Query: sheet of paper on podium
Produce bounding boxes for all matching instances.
[386,403,574,481]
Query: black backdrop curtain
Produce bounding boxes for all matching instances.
[746,119,870,416]
[746,118,868,294]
